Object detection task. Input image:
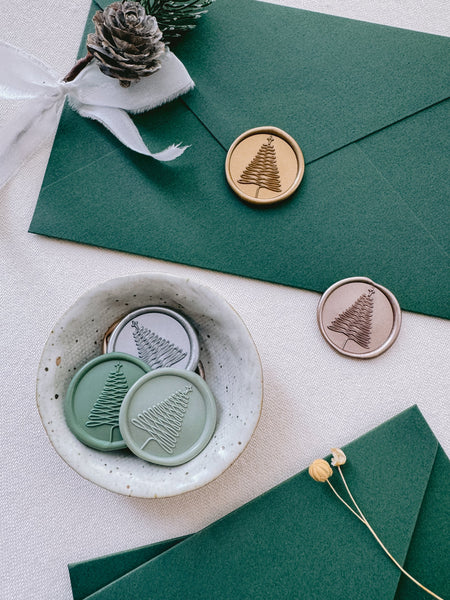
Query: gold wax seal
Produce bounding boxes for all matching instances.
[225,127,304,205]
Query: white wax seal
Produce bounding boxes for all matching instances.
[107,306,199,371]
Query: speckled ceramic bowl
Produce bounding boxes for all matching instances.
[37,273,263,498]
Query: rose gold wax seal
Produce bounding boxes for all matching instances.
[225,127,304,204]
[317,277,401,358]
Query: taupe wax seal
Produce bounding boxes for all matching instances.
[317,277,401,358]
[225,127,304,204]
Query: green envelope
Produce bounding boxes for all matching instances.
[29,0,450,319]
[68,406,449,600]
[69,537,187,600]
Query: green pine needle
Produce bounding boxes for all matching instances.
[140,0,214,43]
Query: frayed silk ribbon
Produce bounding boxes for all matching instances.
[0,41,194,188]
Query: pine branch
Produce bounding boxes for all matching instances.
[140,0,214,42]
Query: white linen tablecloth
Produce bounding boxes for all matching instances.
[1,1,449,598]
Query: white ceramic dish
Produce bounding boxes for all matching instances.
[37,273,263,498]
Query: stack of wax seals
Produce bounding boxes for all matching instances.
[64,306,217,466]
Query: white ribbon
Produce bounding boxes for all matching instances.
[0,40,195,189]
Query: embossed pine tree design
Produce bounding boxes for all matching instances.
[238,135,282,198]
[328,289,375,349]
[131,385,192,453]
[85,362,128,442]
[131,320,187,368]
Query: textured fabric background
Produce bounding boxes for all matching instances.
[0,1,449,599]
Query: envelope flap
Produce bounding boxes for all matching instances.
[81,407,440,600]
[175,0,450,162]
[68,537,187,600]
[395,445,450,599]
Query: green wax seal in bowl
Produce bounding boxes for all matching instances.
[119,368,217,466]
[64,353,150,451]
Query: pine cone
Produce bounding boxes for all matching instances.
[87,1,165,87]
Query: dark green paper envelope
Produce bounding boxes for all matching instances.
[68,406,449,600]
[69,536,188,600]
[29,0,450,319]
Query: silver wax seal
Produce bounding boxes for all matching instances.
[106,306,200,371]
[317,277,401,358]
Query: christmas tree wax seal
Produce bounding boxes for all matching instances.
[225,126,304,204]
[317,277,401,358]
[119,368,217,466]
[64,353,150,451]
[106,306,199,371]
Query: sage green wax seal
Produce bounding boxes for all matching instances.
[119,368,217,466]
[64,353,150,451]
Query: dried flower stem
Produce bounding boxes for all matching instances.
[325,480,365,523]
[328,467,443,600]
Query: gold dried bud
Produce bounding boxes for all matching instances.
[331,448,347,467]
[309,459,333,482]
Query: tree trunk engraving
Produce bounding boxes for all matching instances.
[327,289,375,349]
[238,135,282,197]
[131,385,192,454]
[131,320,187,368]
[85,362,129,442]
